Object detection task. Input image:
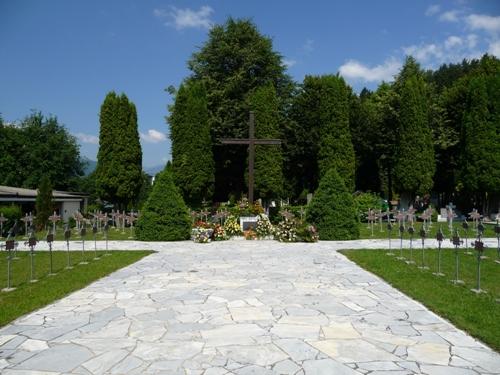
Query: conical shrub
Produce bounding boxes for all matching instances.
[307,168,359,240]
[135,169,191,241]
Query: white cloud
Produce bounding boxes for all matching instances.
[140,129,167,143]
[283,58,297,68]
[466,14,500,33]
[440,10,461,22]
[403,43,443,63]
[75,133,98,145]
[154,6,214,30]
[339,58,401,83]
[489,40,500,57]
[466,34,478,49]
[425,4,440,17]
[445,35,462,49]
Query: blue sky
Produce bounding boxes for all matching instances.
[1,1,499,168]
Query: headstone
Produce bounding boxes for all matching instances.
[240,216,258,231]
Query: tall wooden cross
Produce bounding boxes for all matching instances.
[220,111,281,204]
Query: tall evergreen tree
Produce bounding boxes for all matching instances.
[286,75,355,196]
[459,75,500,211]
[187,18,293,200]
[96,92,142,209]
[317,75,355,191]
[393,63,435,201]
[35,175,53,230]
[169,80,214,208]
[247,83,283,200]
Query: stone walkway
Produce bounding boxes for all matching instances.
[0,241,499,374]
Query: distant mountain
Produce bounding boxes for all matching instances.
[81,157,97,175]
[81,157,165,177]
[144,164,165,176]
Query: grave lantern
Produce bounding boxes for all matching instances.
[451,230,464,284]
[64,224,73,269]
[46,229,56,276]
[407,226,415,264]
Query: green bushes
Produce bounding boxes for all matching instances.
[135,169,191,241]
[354,192,383,222]
[307,168,359,240]
[0,205,22,234]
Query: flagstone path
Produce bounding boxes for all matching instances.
[1,240,499,374]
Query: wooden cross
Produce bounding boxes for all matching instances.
[220,111,281,204]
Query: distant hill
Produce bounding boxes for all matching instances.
[80,157,165,177]
[81,157,97,175]
[144,164,165,176]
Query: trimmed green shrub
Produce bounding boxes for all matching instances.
[307,168,359,240]
[354,192,383,222]
[135,169,191,241]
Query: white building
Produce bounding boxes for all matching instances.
[0,185,88,222]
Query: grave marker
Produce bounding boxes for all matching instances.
[451,229,464,284]
[26,229,38,283]
[471,233,485,294]
[418,226,429,270]
[46,229,56,276]
[495,220,500,264]
[64,224,73,269]
[1,237,16,292]
[406,226,415,264]
[80,225,88,264]
[92,222,99,260]
[433,226,445,276]
[220,111,281,204]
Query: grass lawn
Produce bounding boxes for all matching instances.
[0,250,153,327]
[340,247,500,351]
[358,220,499,240]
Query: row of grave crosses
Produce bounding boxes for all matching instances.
[366,206,435,236]
[73,210,139,233]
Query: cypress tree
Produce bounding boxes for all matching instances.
[35,175,53,230]
[96,92,142,208]
[135,168,191,241]
[317,75,356,191]
[307,168,359,240]
[247,83,283,200]
[169,80,214,208]
[393,75,435,199]
[459,75,500,211]
[288,75,356,196]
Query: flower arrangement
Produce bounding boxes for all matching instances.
[296,223,319,242]
[244,228,257,240]
[256,214,274,238]
[224,215,242,236]
[193,220,211,229]
[213,224,228,241]
[193,228,212,243]
[274,218,298,242]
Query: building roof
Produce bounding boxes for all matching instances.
[0,185,88,202]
